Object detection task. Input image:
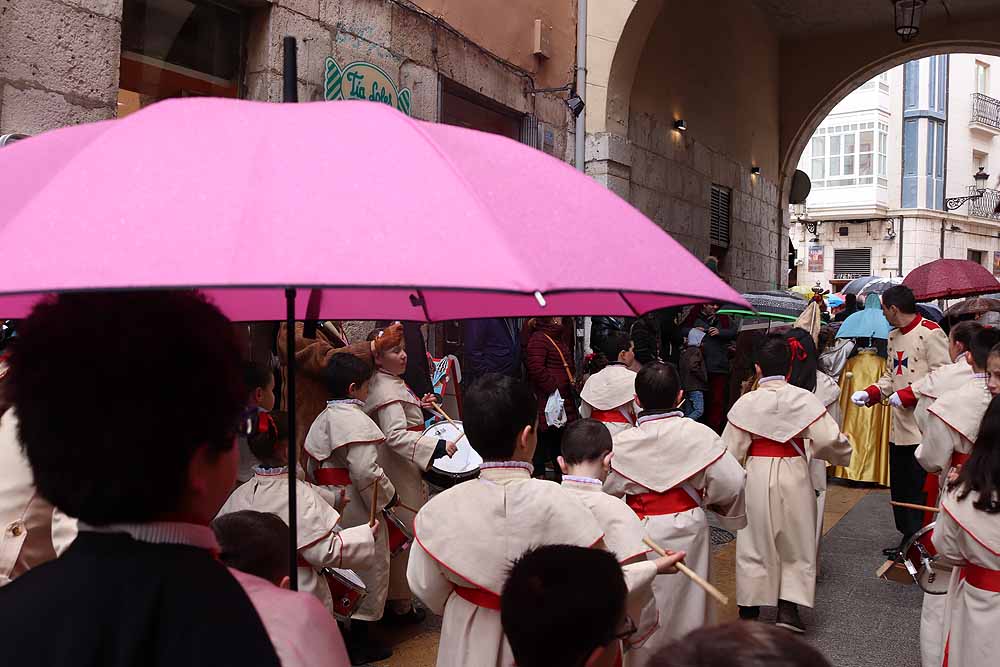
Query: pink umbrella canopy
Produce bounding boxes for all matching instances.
[0,97,747,320]
[902,259,1000,301]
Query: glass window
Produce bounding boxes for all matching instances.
[860,154,873,176]
[811,157,826,181]
[977,62,990,95]
[859,130,873,153]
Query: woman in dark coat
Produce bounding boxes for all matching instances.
[525,316,578,480]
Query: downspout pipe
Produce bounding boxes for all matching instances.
[575,0,586,173]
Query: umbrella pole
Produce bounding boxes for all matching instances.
[285,288,298,590]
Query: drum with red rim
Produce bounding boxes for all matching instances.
[322,567,368,620]
[383,507,413,557]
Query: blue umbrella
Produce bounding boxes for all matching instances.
[837,293,890,340]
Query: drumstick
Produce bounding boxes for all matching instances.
[429,401,468,445]
[369,483,379,527]
[890,500,939,514]
[643,536,729,606]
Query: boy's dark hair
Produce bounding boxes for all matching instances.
[635,362,680,410]
[881,285,917,314]
[6,291,243,525]
[588,330,633,374]
[949,394,1000,513]
[323,352,374,399]
[243,361,274,396]
[501,545,626,667]
[648,621,832,667]
[951,320,984,352]
[247,410,290,464]
[968,327,1000,370]
[463,374,536,461]
[212,510,290,584]
[755,334,791,378]
[561,418,613,465]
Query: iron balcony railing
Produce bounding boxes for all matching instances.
[971,92,1000,130]
[969,187,1000,220]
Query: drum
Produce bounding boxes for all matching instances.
[383,507,414,557]
[900,522,951,595]
[421,420,483,490]
[322,567,368,620]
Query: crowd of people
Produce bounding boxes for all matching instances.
[0,285,997,667]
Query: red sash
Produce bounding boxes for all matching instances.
[747,438,803,458]
[923,451,973,526]
[406,424,424,433]
[944,564,1000,666]
[591,408,631,424]
[314,467,352,487]
[454,586,501,610]
[626,488,699,519]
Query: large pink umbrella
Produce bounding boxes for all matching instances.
[0,97,746,587]
[903,259,1000,301]
[0,97,745,320]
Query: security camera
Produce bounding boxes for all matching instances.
[566,94,585,118]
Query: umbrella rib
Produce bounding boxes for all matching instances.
[618,291,640,317]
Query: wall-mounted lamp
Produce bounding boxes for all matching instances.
[673,119,687,132]
[750,166,761,176]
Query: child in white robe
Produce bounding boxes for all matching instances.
[407,374,682,667]
[912,321,980,434]
[219,411,376,616]
[559,418,658,657]
[304,353,398,663]
[580,331,638,436]
[723,334,852,633]
[605,362,747,660]
[915,329,999,667]
[931,395,1000,667]
[212,510,351,667]
[364,322,457,622]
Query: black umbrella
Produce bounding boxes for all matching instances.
[842,276,880,295]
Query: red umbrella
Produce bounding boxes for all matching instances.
[902,259,1000,301]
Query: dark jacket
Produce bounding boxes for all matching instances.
[464,318,521,382]
[525,322,579,431]
[0,532,281,667]
[683,313,736,374]
[679,346,709,392]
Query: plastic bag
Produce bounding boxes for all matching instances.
[544,389,567,428]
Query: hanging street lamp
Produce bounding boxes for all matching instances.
[893,0,926,42]
[945,167,991,211]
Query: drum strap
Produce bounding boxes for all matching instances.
[406,424,424,432]
[454,585,501,611]
[626,488,700,519]
[314,467,352,486]
[748,438,804,458]
[951,451,971,467]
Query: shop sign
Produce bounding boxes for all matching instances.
[324,57,411,116]
[807,245,824,273]
[993,251,1000,276]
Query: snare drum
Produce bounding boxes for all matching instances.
[421,420,483,490]
[383,508,414,557]
[322,567,368,620]
[900,522,951,595]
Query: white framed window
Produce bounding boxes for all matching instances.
[974,150,989,171]
[976,61,990,95]
[807,120,888,189]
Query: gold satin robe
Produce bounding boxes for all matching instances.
[834,350,891,485]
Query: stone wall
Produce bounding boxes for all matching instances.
[246,0,573,159]
[0,0,122,135]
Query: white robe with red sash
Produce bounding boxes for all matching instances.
[932,488,1000,667]
[364,370,438,603]
[406,461,608,667]
[303,399,396,621]
[605,412,746,662]
[580,364,637,436]
[723,378,852,608]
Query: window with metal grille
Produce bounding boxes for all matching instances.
[833,248,872,279]
[710,185,731,248]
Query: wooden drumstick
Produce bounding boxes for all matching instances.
[890,500,939,514]
[643,536,729,606]
[369,483,379,528]
[430,401,468,445]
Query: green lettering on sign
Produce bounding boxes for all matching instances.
[324,57,412,116]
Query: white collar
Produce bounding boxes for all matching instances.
[759,375,785,384]
[480,460,535,474]
[254,465,289,477]
[78,521,219,551]
[974,372,988,379]
[327,398,364,407]
[562,475,603,486]
[637,411,683,426]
